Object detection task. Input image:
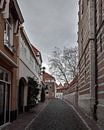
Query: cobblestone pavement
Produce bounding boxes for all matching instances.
[5,100,49,130]
[64,99,100,130]
[27,99,89,130]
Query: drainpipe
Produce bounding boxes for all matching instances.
[93,0,98,121]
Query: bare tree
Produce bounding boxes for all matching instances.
[49,46,78,84]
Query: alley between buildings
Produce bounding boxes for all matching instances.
[26,99,88,130]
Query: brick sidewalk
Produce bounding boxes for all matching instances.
[2,100,49,130]
[64,99,101,130]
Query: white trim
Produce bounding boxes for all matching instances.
[0,80,11,84]
[4,18,14,50]
[4,84,7,123]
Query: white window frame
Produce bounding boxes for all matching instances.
[0,66,11,124]
[4,14,13,51]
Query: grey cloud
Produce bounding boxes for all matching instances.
[18,0,78,66]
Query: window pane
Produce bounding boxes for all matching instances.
[0,69,4,80]
[0,83,5,125]
[6,84,10,123]
[7,23,11,46]
[5,73,8,82]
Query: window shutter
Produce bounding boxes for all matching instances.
[0,0,5,10]
[3,0,10,18]
[10,23,13,46]
[14,20,19,35]
[4,21,7,44]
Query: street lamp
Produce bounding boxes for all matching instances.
[41,67,46,74]
[40,67,46,102]
[41,66,46,82]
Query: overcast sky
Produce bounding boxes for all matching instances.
[18,0,78,71]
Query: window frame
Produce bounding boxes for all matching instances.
[4,12,14,52]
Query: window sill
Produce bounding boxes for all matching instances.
[4,43,15,55]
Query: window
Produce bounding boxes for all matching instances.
[0,83,5,125]
[0,69,4,80]
[0,67,11,125]
[5,73,8,81]
[4,13,13,50]
[0,67,10,82]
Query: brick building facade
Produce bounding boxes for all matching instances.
[78,0,95,118]
[78,0,104,125]
[64,76,78,105]
[64,0,104,127]
[95,0,104,125]
[43,72,56,99]
[0,0,24,126]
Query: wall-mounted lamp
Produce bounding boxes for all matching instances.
[41,66,46,74]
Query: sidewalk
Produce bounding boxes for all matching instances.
[2,100,49,130]
[64,99,101,130]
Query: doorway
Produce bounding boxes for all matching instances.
[18,78,26,114]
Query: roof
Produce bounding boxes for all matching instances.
[31,44,42,63]
[43,72,55,81]
[31,44,39,54]
[56,83,64,90]
[12,0,24,23]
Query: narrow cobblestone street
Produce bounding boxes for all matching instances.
[27,99,88,130]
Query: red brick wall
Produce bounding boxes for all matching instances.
[64,76,78,105]
[0,13,19,111]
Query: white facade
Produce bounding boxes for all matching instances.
[19,30,39,79]
[55,93,63,99]
[18,28,41,113]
